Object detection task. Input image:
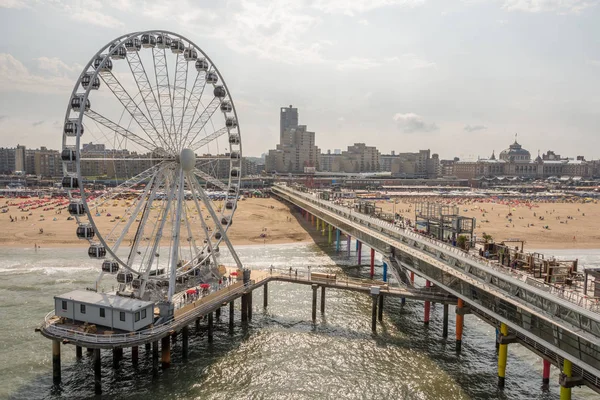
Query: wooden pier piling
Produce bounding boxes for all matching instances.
[52,340,61,385]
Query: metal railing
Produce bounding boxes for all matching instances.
[274,185,600,313]
[42,282,251,345]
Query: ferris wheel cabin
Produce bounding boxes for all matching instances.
[93,56,113,72]
[109,43,127,60]
[76,224,95,240]
[61,148,77,162]
[88,244,107,259]
[81,73,100,90]
[101,260,119,274]
[220,101,232,113]
[195,58,209,71]
[62,175,79,189]
[68,201,85,216]
[117,272,134,284]
[141,34,156,48]
[225,117,237,128]
[70,95,90,112]
[184,47,198,61]
[214,85,226,98]
[170,39,185,54]
[206,72,218,84]
[64,119,84,137]
[125,37,141,52]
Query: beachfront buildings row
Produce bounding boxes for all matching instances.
[452,140,594,181]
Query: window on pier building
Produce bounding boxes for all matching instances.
[120,312,125,322]
[61,300,67,310]
[99,308,105,318]
[80,304,86,314]
[141,309,147,319]
[135,312,140,322]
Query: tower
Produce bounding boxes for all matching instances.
[280,105,298,146]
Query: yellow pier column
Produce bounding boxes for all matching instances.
[497,323,508,389]
[560,359,573,400]
[328,225,333,244]
[316,218,320,231]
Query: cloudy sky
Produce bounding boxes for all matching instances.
[0,0,599,160]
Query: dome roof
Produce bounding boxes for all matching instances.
[499,140,530,162]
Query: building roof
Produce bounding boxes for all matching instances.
[499,140,531,161]
[55,290,154,312]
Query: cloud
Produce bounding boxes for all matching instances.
[358,19,370,25]
[590,60,600,66]
[336,57,381,70]
[32,120,44,126]
[0,53,74,93]
[393,113,438,133]
[312,0,425,16]
[385,53,436,69]
[0,0,30,8]
[464,124,487,132]
[502,0,598,14]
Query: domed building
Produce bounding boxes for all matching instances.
[452,136,591,182]
[499,140,531,162]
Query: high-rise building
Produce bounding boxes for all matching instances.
[280,105,298,146]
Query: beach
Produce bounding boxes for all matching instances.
[0,197,313,248]
[375,196,600,249]
[1,194,598,250]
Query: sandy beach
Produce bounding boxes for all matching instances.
[0,197,313,249]
[374,197,600,249]
[0,194,598,251]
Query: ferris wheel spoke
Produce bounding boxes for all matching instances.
[89,162,167,210]
[180,70,208,149]
[95,70,162,150]
[152,47,178,154]
[193,168,228,191]
[166,168,185,301]
[184,97,221,148]
[185,173,220,271]
[107,167,164,254]
[126,51,171,151]
[188,173,242,269]
[189,127,228,152]
[172,53,189,150]
[84,110,164,155]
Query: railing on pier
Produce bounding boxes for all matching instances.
[273,185,600,313]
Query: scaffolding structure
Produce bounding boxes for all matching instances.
[414,202,475,242]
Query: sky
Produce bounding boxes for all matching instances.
[0,0,599,160]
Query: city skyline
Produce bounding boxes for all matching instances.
[0,1,599,159]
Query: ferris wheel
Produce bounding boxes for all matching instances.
[61,30,242,303]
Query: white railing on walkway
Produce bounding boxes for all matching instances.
[275,185,600,314]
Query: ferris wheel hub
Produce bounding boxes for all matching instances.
[179,148,196,172]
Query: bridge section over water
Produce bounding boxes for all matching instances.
[272,184,600,396]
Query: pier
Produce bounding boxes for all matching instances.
[271,184,600,398]
[39,268,454,393]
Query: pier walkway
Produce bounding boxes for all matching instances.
[40,269,453,349]
[271,184,600,395]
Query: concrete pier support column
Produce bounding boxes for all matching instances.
[131,346,139,365]
[87,347,94,354]
[497,322,509,389]
[401,297,406,305]
[336,229,341,252]
[542,359,551,390]
[93,348,101,394]
[161,336,171,369]
[382,261,388,282]
[152,341,158,375]
[241,294,248,323]
[195,317,200,332]
[52,340,61,385]
[456,298,465,353]
[112,348,121,369]
[320,286,326,313]
[171,331,177,344]
[357,241,362,264]
[264,283,268,308]
[312,284,318,322]
[560,359,573,400]
[208,312,214,342]
[145,343,151,352]
[424,280,431,325]
[182,326,189,359]
[229,301,235,332]
[248,292,253,321]
[346,235,351,257]
[378,294,384,322]
[328,225,332,244]
[216,306,221,319]
[75,345,82,359]
[305,210,309,222]
[442,304,449,338]
[371,295,378,333]
[370,248,375,279]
